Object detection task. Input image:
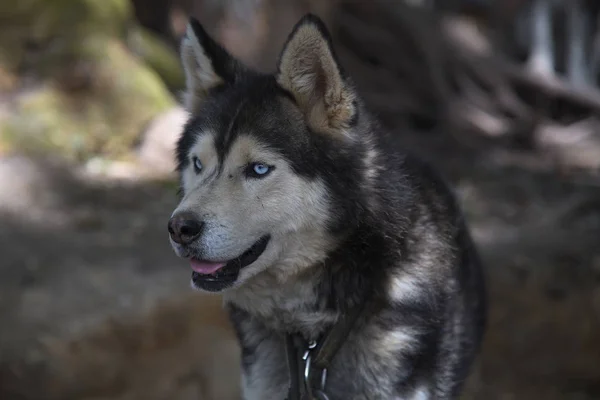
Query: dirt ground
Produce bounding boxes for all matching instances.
[2,2,600,399]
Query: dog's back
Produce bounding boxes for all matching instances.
[399,155,487,397]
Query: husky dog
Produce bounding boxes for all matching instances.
[168,13,486,400]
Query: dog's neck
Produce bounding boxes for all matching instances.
[225,267,336,339]
[223,224,385,340]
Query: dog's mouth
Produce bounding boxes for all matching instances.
[190,235,270,292]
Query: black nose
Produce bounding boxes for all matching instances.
[168,212,204,245]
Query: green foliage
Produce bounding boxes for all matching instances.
[1,39,174,161]
[0,0,131,72]
[127,27,185,92]
[0,0,178,161]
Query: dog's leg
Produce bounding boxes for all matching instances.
[526,0,555,77]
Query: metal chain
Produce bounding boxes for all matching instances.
[302,340,330,400]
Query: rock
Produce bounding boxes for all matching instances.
[136,106,188,176]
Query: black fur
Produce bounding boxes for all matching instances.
[173,14,487,399]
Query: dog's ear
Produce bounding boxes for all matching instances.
[276,14,356,137]
[180,17,241,114]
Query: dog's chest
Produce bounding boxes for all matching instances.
[227,287,406,398]
[240,328,400,400]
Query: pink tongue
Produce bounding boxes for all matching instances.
[190,259,226,274]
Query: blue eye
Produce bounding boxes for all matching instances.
[192,156,202,173]
[247,162,273,178]
[253,164,269,175]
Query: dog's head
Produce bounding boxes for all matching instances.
[169,14,373,292]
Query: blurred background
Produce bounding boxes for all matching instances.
[1,0,600,399]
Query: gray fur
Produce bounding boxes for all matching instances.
[169,14,487,400]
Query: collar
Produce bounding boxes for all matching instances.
[284,301,371,400]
